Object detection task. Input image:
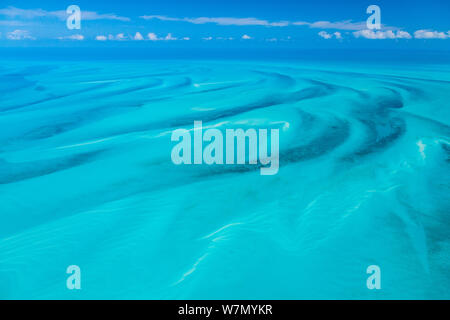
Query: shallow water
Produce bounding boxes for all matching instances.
[0,58,449,299]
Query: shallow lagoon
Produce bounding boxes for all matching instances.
[0,56,449,299]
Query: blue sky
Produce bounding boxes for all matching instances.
[1,0,449,49]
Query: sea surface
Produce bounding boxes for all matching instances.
[0,51,449,299]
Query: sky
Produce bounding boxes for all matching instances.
[0,0,449,50]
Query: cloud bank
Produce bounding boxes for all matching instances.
[141,15,289,27]
[0,6,130,21]
[6,29,35,40]
[140,15,384,31]
[318,31,342,39]
[58,34,84,40]
[298,20,368,30]
[353,30,412,39]
[414,29,450,39]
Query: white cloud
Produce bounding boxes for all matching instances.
[145,33,182,41]
[0,7,50,19]
[98,33,127,41]
[6,29,35,40]
[139,13,450,43]
[318,31,342,39]
[141,15,371,30]
[414,29,449,39]
[298,20,368,30]
[116,33,126,40]
[242,34,252,39]
[396,31,412,39]
[80,11,130,22]
[140,15,403,32]
[0,6,129,21]
[141,15,180,22]
[0,20,27,26]
[134,32,144,40]
[270,21,290,27]
[164,33,177,40]
[148,32,159,40]
[58,34,84,41]
[202,36,213,41]
[353,30,394,39]
[318,31,332,39]
[141,15,289,27]
[353,29,412,39]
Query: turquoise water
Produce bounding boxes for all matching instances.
[0,56,449,299]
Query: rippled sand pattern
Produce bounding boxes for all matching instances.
[0,60,449,299]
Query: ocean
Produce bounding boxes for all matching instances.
[0,49,449,299]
